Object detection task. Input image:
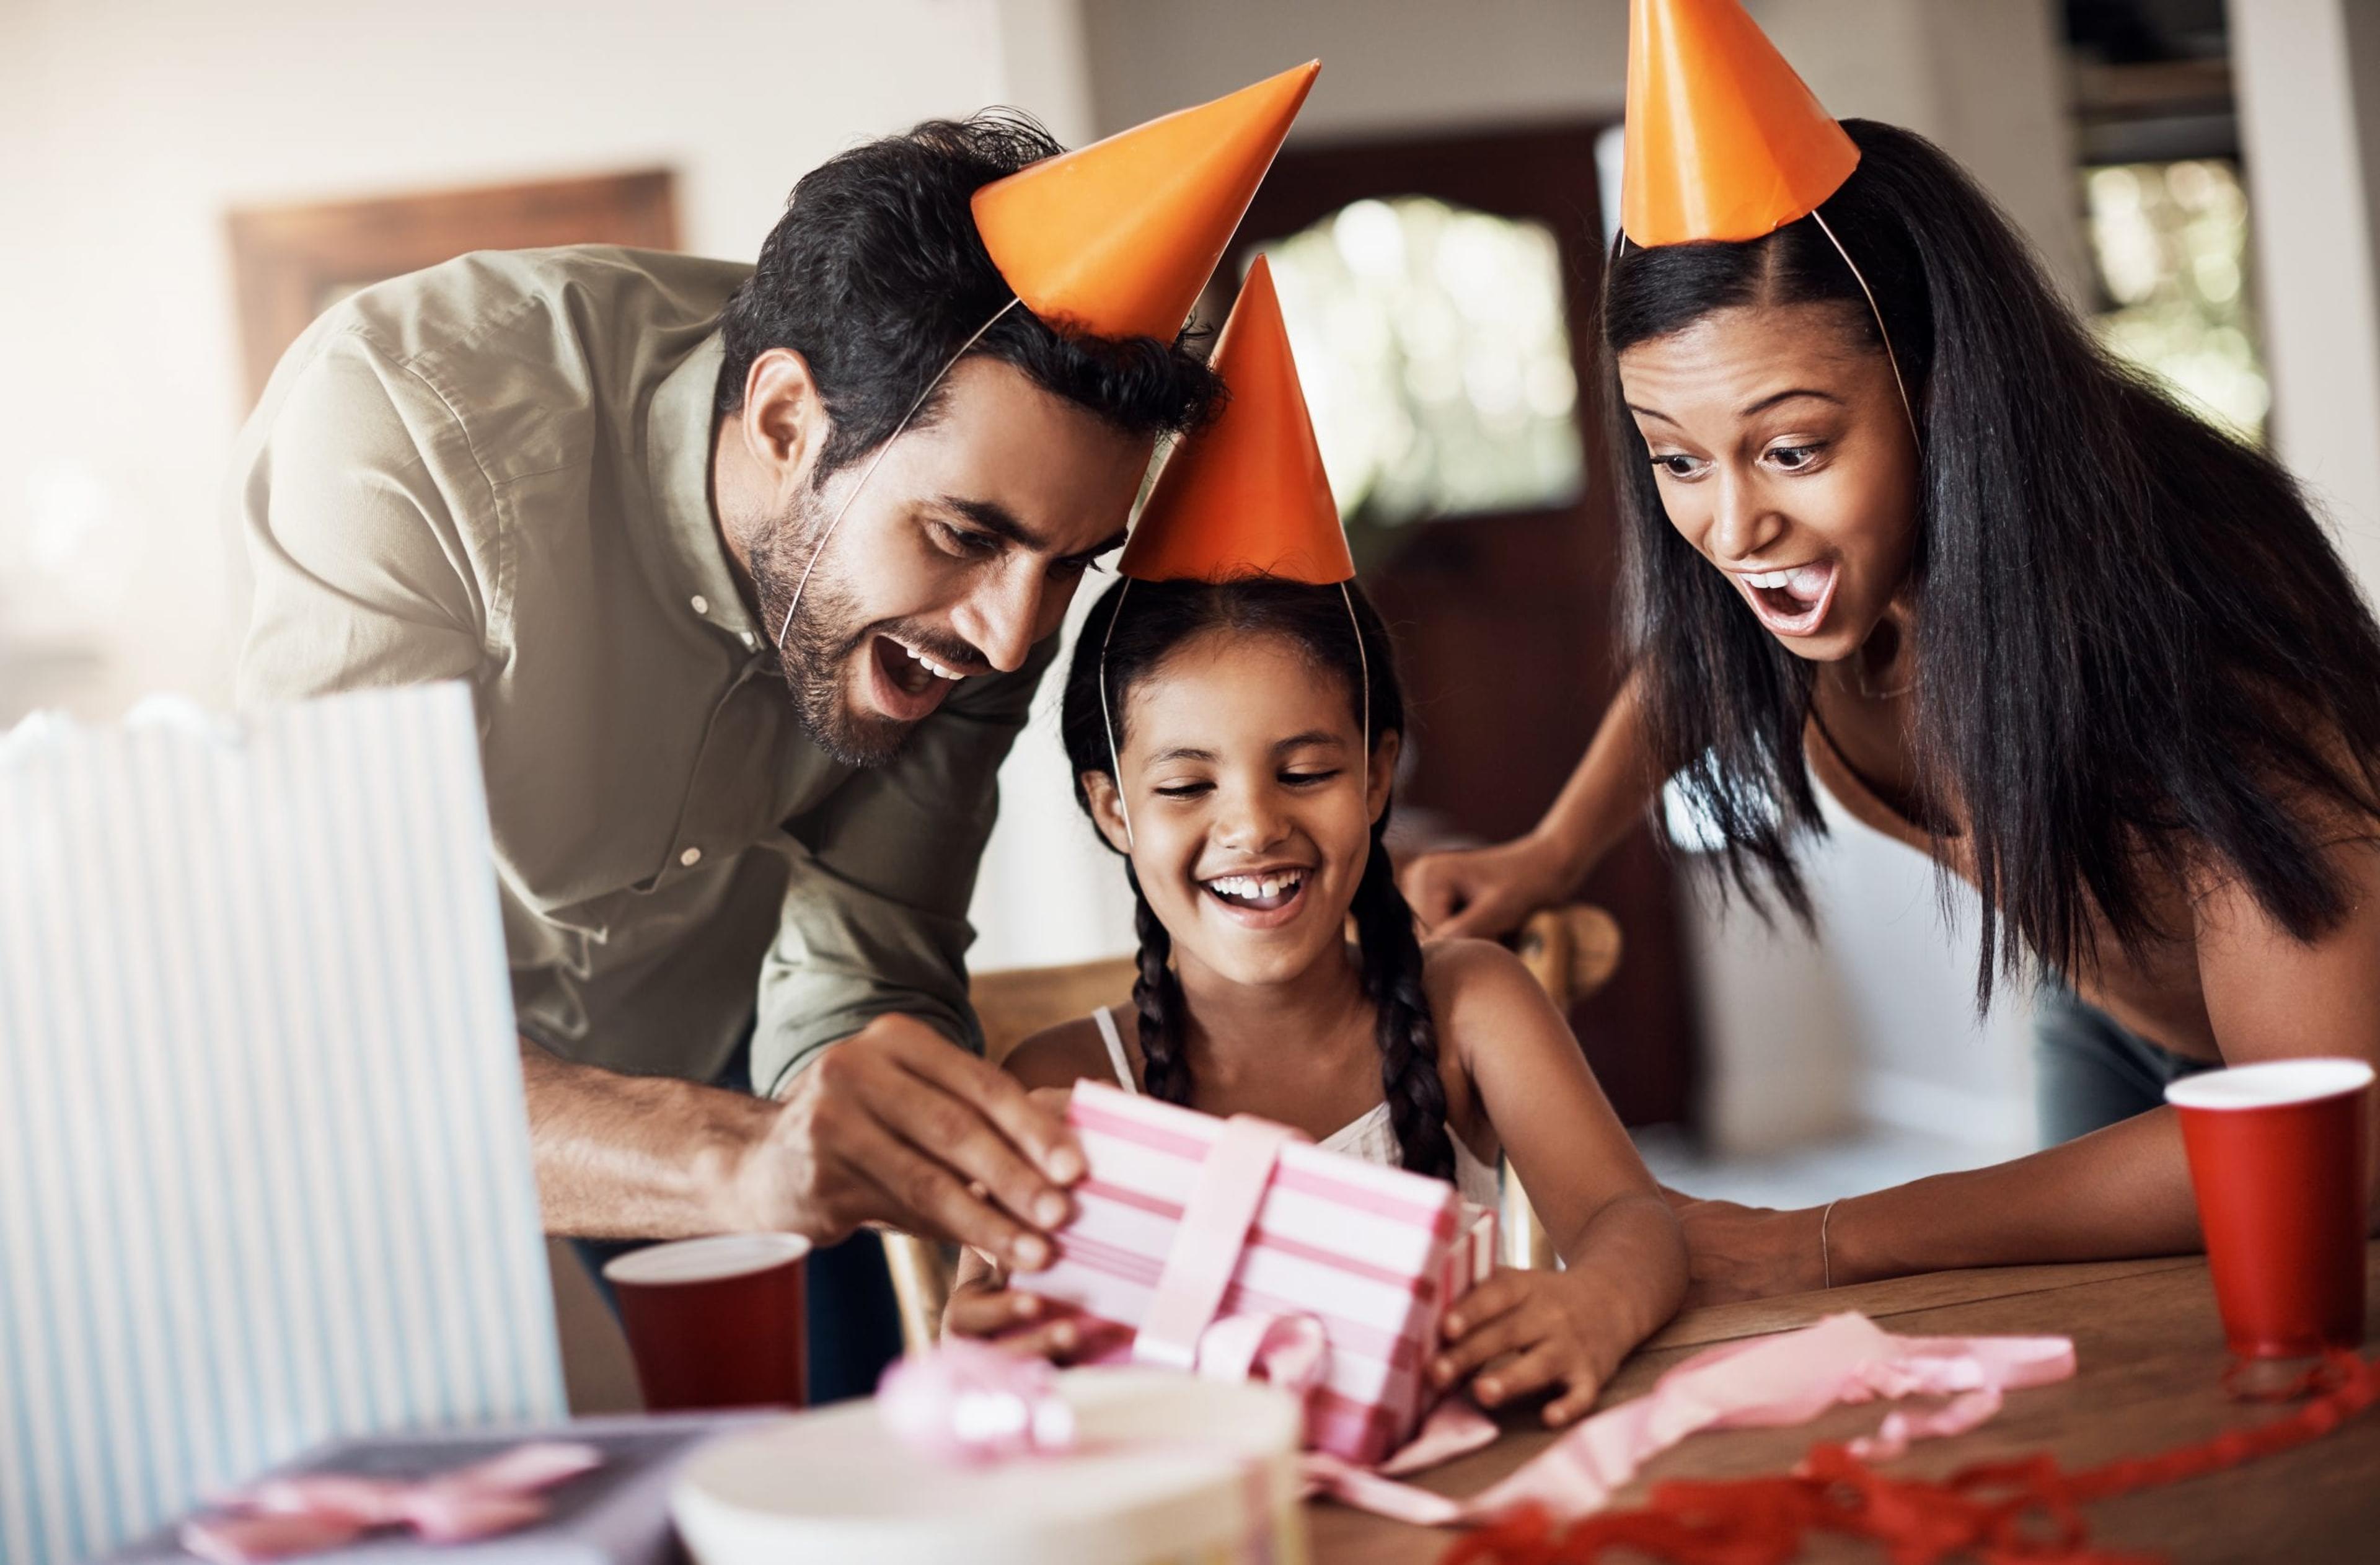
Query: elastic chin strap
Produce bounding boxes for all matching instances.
[1097,575,1372,855]
[1097,576,1137,850]
[774,296,1025,654]
[1342,578,1370,816]
[1809,209,1920,448]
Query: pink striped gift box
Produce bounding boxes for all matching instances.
[1027,1081,1496,1465]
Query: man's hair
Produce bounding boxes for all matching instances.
[716,113,1223,471]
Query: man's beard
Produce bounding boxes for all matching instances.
[744,501,915,769]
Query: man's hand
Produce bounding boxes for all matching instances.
[729,1014,1086,1272]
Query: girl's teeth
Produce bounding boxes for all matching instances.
[1787,564,1829,594]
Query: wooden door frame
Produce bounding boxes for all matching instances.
[226,168,678,405]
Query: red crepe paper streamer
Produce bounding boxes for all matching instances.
[1441,1350,2376,1565]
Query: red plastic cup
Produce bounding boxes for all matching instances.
[603,1232,811,1411]
[2166,1059,2374,1359]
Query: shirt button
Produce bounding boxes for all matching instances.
[679,847,703,868]
[741,630,759,650]
[690,594,710,615]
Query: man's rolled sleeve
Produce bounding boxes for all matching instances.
[751,637,1057,1096]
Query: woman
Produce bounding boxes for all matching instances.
[1406,9,2380,1306]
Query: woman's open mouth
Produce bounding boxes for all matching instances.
[1733,560,1839,638]
[866,634,963,723]
[1199,867,1310,930]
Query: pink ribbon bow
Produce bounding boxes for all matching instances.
[878,1337,1078,1462]
[177,1441,604,1564]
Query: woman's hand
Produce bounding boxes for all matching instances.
[1426,1267,1636,1426]
[1401,832,1582,941]
[941,1269,1111,1362]
[1664,1190,1830,1307]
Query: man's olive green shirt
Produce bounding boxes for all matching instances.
[231,245,1049,1095]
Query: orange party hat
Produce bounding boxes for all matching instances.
[1621,0,1860,246]
[1119,255,1351,584]
[972,61,1320,342]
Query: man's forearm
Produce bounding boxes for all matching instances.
[1831,1106,2202,1283]
[520,1039,773,1240]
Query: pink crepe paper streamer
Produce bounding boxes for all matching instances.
[1304,1312,2075,1527]
[177,1440,602,1563]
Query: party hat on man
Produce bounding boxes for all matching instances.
[972,61,1320,342]
[1620,0,1859,246]
[1118,255,1351,583]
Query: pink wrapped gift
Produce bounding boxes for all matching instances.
[1026,1080,1496,1464]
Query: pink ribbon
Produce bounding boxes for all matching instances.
[878,1337,1077,1462]
[177,1441,602,1564]
[1133,1114,1307,1373]
[1302,1311,2076,1527]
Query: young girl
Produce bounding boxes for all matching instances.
[947,574,1686,1427]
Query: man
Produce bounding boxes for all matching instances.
[230,68,1313,1391]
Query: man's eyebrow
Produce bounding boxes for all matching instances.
[933,496,1125,564]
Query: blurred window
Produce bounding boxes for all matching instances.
[2084,158,2268,441]
[1253,196,1585,528]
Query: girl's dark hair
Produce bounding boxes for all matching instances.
[1059,577,1454,1179]
[716,113,1222,472]
[1605,118,2380,1005]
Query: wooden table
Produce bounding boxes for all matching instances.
[1309,1244,2380,1562]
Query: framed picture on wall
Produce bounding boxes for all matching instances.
[226,167,678,404]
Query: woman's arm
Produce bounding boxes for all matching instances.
[1424,941,1688,1423]
[1401,671,1662,939]
[1681,838,2380,1302]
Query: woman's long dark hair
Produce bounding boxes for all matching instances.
[1059,577,1454,1179]
[1606,118,2380,1005]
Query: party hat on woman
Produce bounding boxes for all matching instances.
[1620,0,1859,246]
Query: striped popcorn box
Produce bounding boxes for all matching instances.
[1031,1080,1496,1466]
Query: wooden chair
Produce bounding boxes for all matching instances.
[880,907,1623,1349]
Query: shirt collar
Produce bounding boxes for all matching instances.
[644,328,766,653]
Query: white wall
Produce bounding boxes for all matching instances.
[0,0,1015,722]
[2231,0,2380,598]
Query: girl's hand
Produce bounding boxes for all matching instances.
[941,1272,1108,1362]
[1427,1268,1631,1426]
[1400,833,1579,941]
[1665,1190,1829,1307]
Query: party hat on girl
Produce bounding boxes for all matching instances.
[1620,0,1859,246]
[1117,254,1352,584]
[974,61,1320,341]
